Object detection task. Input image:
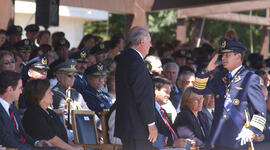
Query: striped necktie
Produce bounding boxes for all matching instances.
[160,108,178,140]
[9,105,26,144]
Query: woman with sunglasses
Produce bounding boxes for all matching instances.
[0,50,16,72]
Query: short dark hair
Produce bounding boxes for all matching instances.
[152,76,171,90]
[23,79,50,107]
[0,71,21,95]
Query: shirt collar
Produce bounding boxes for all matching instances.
[131,48,143,60]
[155,102,162,117]
[230,65,242,77]
[0,97,10,116]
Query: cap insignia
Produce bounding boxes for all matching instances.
[80,51,86,58]
[24,40,29,46]
[221,41,226,48]
[97,64,103,71]
[100,44,105,49]
[41,57,47,65]
[60,39,65,45]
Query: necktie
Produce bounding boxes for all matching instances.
[9,105,26,144]
[228,73,232,79]
[160,108,178,140]
[211,110,214,117]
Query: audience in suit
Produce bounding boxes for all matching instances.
[22,79,83,150]
[114,26,158,150]
[145,55,177,122]
[152,76,193,149]
[163,62,181,112]
[0,71,51,149]
[201,90,215,129]
[173,86,210,150]
[175,70,195,112]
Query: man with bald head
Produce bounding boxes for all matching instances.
[115,26,158,150]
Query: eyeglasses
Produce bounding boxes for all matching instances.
[66,73,77,78]
[2,59,16,65]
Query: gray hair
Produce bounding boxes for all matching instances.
[163,62,179,73]
[127,26,149,47]
[145,55,161,65]
[178,71,195,81]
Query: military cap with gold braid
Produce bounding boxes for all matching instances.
[90,42,108,55]
[70,49,89,63]
[7,25,22,35]
[84,63,108,76]
[55,59,78,73]
[54,38,70,51]
[220,38,247,54]
[192,73,212,95]
[26,54,49,70]
[15,39,35,51]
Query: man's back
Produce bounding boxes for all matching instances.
[115,48,155,140]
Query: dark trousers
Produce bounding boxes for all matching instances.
[121,138,153,150]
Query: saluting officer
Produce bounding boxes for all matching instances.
[199,38,266,150]
[52,59,89,127]
[81,63,112,115]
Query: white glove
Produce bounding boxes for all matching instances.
[235,127,254,145]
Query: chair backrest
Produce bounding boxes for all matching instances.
[100,109,110,144]
[72,110,99,145]
[54,109,65,127]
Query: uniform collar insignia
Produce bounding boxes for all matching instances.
[234,76,241,83]
[222,76,227,84]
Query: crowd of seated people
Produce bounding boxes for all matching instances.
[1,23,270,150]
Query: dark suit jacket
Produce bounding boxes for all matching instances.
[201,106,214,129]
[173,107,210,150]
[155,109,174,146]
[0,103,35,149]
[114,48,156,140]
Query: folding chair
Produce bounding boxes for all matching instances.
[71,110,114,150]
[100,110,122,150]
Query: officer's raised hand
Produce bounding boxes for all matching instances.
[205,53,219,72]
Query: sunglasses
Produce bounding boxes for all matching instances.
[2,59,16,65]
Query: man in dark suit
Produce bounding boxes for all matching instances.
[152,76,191,149]
[201,39,266,149]
[115,26,158,150]
[201,90,215,129]
[0,71,51,149]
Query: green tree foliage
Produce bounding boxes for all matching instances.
[203,10,265,53]
[84,14,125,40]
[148,10,177,43]
[83,10,266,53]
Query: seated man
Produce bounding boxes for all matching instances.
[0,71,52,149]
[81,63,112,115]
[70,50,89,94]
[19,55,50,109]
[52,59,89,127]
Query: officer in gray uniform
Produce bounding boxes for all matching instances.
[52,59,89,128]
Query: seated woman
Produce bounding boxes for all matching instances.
[173,86,210,150]
[22,79,83,150]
